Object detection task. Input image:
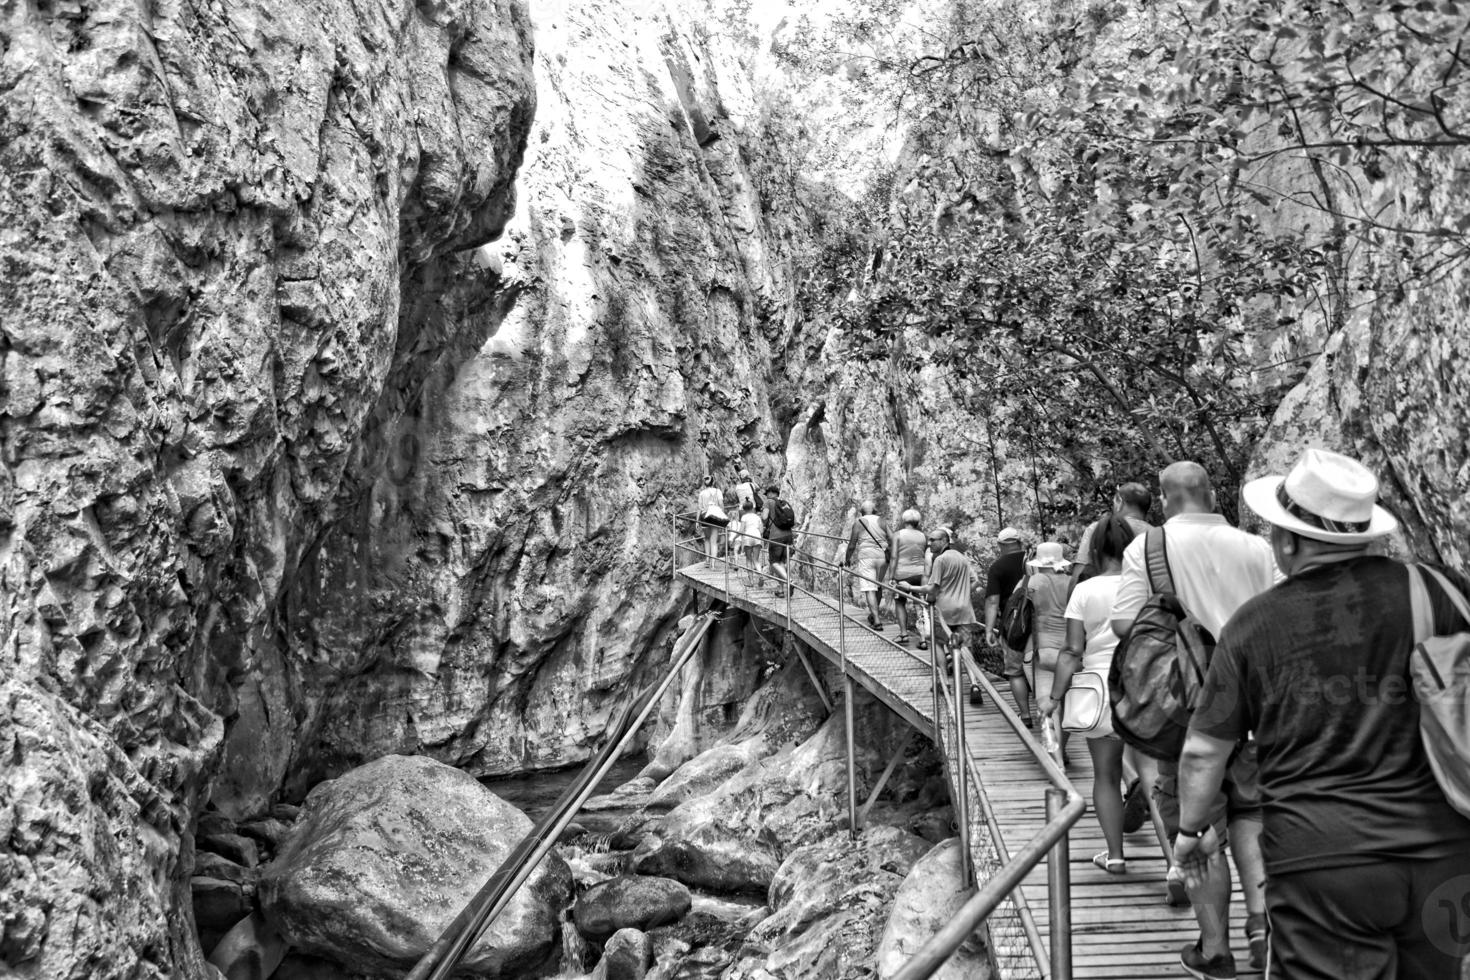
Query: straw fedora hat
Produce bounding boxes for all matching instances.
[1241,448,1399,544]
[1028,541,1073,572]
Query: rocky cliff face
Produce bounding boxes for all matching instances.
[269,0,810,793]
[0,0,535,973]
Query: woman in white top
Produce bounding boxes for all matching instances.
[736,500,764,583]
[696,476,725,565]
[1048,514,1139,874]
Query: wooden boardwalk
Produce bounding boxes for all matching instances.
[678,556,1262,979]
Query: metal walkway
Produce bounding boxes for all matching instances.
[675,517,1262,979]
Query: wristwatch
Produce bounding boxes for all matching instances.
[1177,826,1208,839]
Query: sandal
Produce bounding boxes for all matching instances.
[917,640,929,650]
[1092,852,1126,875]
[896,633,910,644]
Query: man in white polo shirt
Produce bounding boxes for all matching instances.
[1110,461,1278,980]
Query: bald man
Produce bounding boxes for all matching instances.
[1110,461,1278,977]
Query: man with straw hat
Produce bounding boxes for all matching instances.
[1177,448,1470,979]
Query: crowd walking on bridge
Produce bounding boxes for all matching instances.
[690,447,1470,980]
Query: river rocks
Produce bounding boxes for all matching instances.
[629,684,911,896]
[575,876,693,937]
[601,928,654,980]
[258,755,572,976]
[875,839,990,980]
[646,652,829,810]
[720,825,932,980]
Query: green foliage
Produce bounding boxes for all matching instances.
[826,0,1470,529]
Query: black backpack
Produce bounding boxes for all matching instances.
[770,498,796,531]
[1000,577,1034,650]
[1107,528,1216,761]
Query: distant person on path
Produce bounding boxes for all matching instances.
[1071,482,1154,588]
[984,527,1032,725]
[763,484,795,593]
[898,527,977,661]
[846,500,892,630]
[888,509,928,644]
[733,469,757,511]
[1110,461,1277,979]
[1179,448,1470,980]
[1047,516,1137,873]
[696,475,725,566]
[737,500,764,584]
[1027,541,1074,754]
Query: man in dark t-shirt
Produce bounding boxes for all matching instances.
[982,527,1031,724]
[1177,449,1470,980]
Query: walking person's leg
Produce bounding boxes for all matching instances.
[1003,644,1033,725]
[1090,736,1127,870]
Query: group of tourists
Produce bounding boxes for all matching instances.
[691,448,1470,979]
[695,471,797,589]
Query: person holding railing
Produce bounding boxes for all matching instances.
[896,527,978,666]
[1027,541,1074,761]
[888,509,927,645]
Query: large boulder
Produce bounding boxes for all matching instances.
[722,825,929,979]
[875,839,990,980]
[574,875,692,937]
[258,755,572,977]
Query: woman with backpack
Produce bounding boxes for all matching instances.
[1047,514,1139,875]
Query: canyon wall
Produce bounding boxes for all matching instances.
[259,0,814,798]
[0,0,535,973]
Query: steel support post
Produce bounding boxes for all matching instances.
[952,636,973,889]
[1046,786,1074,979]
[844,674,859,839]
[838,567,848,671]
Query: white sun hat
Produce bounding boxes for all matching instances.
[1241,447,1399,544]
[1028,541,1073,572]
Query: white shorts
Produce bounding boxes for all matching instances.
[854,558,883,592]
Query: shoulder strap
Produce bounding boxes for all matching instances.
[859,515,885,548]
[1407,564,1435,644]
[1415,563,1470,634]
[1144,526,1174,595]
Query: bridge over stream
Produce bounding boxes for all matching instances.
[673,515,1262,980]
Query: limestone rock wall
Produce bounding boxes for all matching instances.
[0,0,535,974]
[270,0,807,793]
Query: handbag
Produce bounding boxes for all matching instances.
[1061,669,1113,736]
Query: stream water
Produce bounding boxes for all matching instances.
[479,755,648,822]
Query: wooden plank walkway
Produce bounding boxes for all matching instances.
[677,555,1263,980]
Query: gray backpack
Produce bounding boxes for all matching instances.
[1406,564,1470,819]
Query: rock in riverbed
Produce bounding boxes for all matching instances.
[575,875,693,937]
[259,755,572,976]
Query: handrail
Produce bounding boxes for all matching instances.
[405,611,720,980]
[672,509,1083,980]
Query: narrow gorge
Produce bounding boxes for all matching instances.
[4,0,1468,978]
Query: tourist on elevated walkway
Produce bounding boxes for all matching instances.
[1026,541,1074,750]
[696,475,726,566]
[1180,448,1470,980]
[1071,482,1153,588]
[1111,461,1275,979]
[984,527,1033,726]
[1048,516,1138,874]
[736,500,763,586]
[845,500,892,631]
[888,509,927,644]
[762,484,794,594]
[733,469,757,511]
[896,527,977,663]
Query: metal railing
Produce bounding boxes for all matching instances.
[674,509,1084,980]
[405,611,720,980]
